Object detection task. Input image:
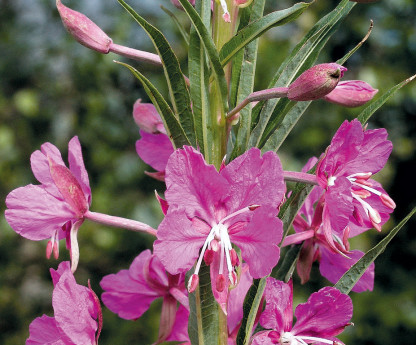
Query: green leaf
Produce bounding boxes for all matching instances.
[236,277,268,345]
[115,61,190,148]
[229,0,266,160]
[160,5,190,46]
[249,0,356,150]
[274,244,303,282]
[177,0,229,114]
[357,74,416,125]
[335,207,416,294]
[117,0,196,147]
[188,0,212,156]
[188,263,223,345]
[219,2,312,67]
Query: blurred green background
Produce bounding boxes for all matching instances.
[0,0,415,344]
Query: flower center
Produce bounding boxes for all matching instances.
[346,172,396,231]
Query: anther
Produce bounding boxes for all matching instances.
[380,193,396,209]
[187,274,199,293]
[204,249,214,265]
[216,274,226,292]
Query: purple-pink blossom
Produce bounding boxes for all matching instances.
[26,261,101,345]
[100,249,189,343]
[315,119,395,251]
[153,146,285,311]
[133,101,174,181]
[5,136,91,272]
[251,278,353,345]
[283,158,374,292]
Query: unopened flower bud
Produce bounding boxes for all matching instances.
[288,63,347,101]
[56,0,112,54]
[323,80,378,107]
[133,99,166,134]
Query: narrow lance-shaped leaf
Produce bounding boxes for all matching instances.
[249,0,356,150]
[357,74,416,125]
[188,264,221,345]
[160,5,190,46]
[115,61,190,148]
[188,0,212,156]
[117,0,196,147]
[229,0,266,161]
[177,0,229,114]
[335,207,416,294]
[219,1,312,67]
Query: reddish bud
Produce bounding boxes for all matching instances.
[323,80,378,108]
[288,63,347,101]
[204,249,214,266]
[133,99,166,134]
[187,274,199,293]
[56,0,112,54]
[216,274,226,292]
[380,193,396,209]
[230,249,239,267]
[49,158,88,218]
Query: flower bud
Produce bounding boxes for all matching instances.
[323,80,378,107]
[133,99,166,134]
[287,63,347,101]
[56,0,112,54]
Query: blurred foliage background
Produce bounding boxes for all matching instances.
[0,0,415,344]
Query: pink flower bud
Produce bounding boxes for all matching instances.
[171,0,195,9]
[288,63,347,101]
[323,80,378,107]
[56,0,112,54]
[133,99,166,134]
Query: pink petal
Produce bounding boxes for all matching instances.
[100,250,161,320]
[158,295,179,343]
[52,266,98,345]
[221,149,285,212]
[154,210,206,275]
[165,304,190,342]
[292,286,352,338]
[68,136,91,205]
[319,248,374,292]
[164,146,229,222]
[26,315,71,345]
[50,261,72,287]
[231,206,282,278]
[5,185,75,240]
[296,239,315,284]
[251,330,277,345]
[260,278,292,332]
[136,130,173,172]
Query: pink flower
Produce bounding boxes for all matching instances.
[5,136,91,272]
[100,250,189,343]
[154,146,285,311]
[26,261,102,345]
[133,101,174,181]
[283,158,374,292]
[251,278,353,345]
[315,119,395,251]
[323,80,378,107]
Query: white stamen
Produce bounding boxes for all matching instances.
[194,227,217,276]
[218,0,231,22]
[328,176,337,186]
[352,194,381,224]
[350,181,382,196]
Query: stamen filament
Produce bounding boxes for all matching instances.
[351,181,382,196]
[220,206,254,224]
[297,336,334,344]
[194,228,216,276]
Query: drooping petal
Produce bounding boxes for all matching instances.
[26,315,71,345]
[154,210,206,274]
[68,136,91,204]
[165,304,190,342]
[5,185,75,240]
[100,250,161,320]
[136,130,174,172]
[52,265,98,345]
[164,146,229,222]
[260,278,292,333]
[221,149,285,212]
[319,248,374,292]
[230,206,282,279]
[50,261,72,287]
[292,286,352,338]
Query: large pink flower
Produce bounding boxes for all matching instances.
[100,249,189,343]
[283,157,374,292]
[251,278,353,345]
[26,261,101,345]
[5,136,91,272]
[154,146,285,311]
[316,119,395,251]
